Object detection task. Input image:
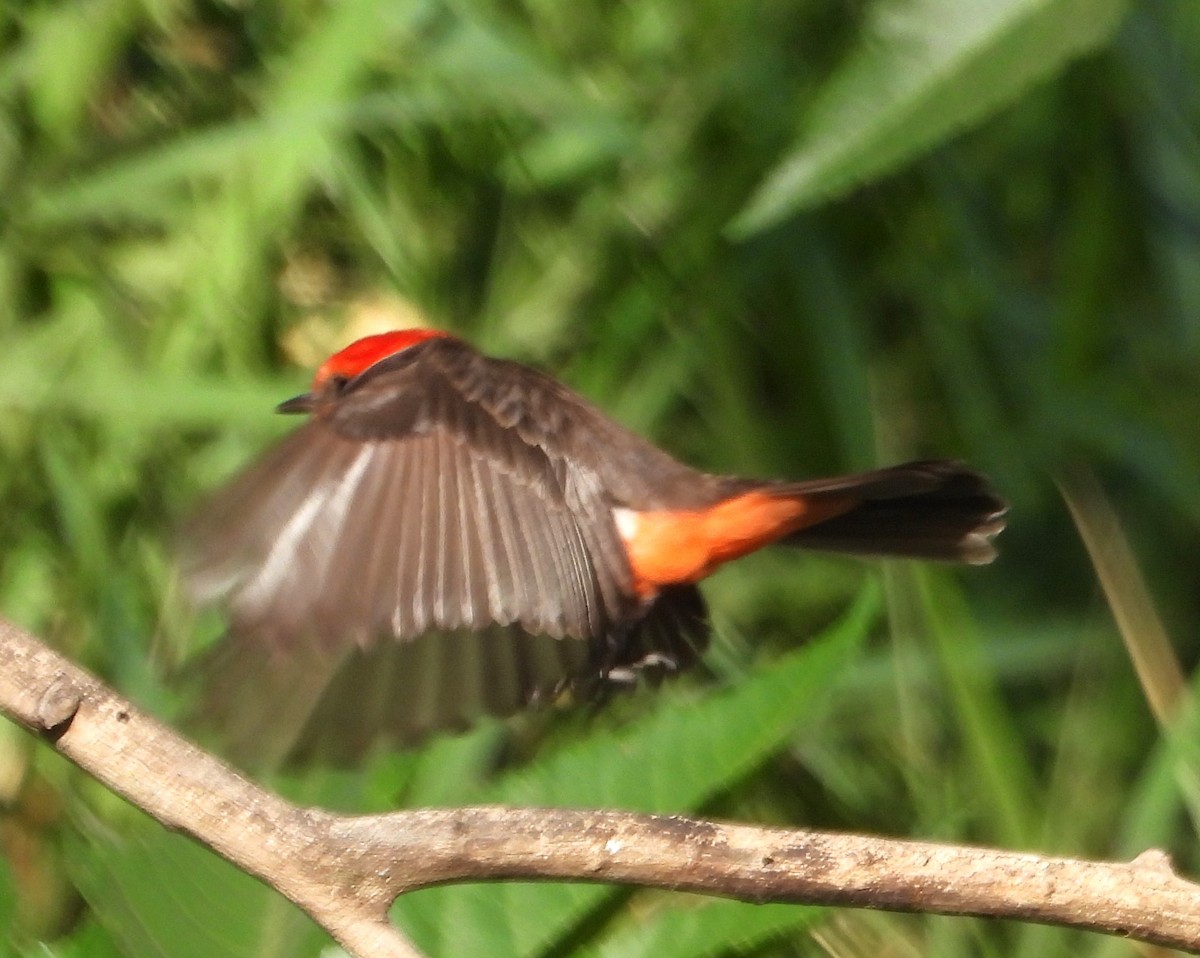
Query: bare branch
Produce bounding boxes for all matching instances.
[2,617,1199,956]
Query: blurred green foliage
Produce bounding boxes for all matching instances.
[2,0,1199,955]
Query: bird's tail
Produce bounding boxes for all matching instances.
[770,459,1006,564]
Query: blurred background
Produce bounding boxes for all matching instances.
[2,0,1199,955]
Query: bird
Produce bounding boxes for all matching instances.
[183,327,1006,764]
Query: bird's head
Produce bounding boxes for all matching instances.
[277,328,453,414]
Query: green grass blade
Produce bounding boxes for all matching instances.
[733,0,1129,233]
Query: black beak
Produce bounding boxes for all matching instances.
[276,393,316,414]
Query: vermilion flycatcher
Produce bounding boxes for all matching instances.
[185,329,1005,762]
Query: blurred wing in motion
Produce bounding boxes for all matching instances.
[192,585,709,766]
[181,339,710,764]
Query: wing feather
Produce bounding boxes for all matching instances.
[182,338,712,761]
[314,444,393,644]
[466,447,509,624]
[354,444,405,643]
[449,439,478,627]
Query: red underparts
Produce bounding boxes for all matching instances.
[616,489,857,599]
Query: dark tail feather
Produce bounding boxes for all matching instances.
[780,460,1007,564]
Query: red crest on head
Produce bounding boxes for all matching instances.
[312,328,451,390]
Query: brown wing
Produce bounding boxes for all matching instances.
[183,333,719,645]
[325,336,727,509]
[193,584,709,767]
[181,338,715,763]
[191,622,594,766]
[184,413,635,650]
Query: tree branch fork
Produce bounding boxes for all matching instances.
[1,617,1197,958]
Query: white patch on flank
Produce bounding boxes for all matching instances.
[612,507,640,543]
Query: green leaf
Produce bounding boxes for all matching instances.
[733,0,1130,233]
[19,0,143,140]
[0,853,15,943]
[486,584,877,811]
[910,569,1039,847]
[594,898,824,958]
[503,117,635,188]
[393,587,878,956]
[69,815,325,958]
[31,917,127,958]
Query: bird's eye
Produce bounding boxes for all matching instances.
[327,374,350,395]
